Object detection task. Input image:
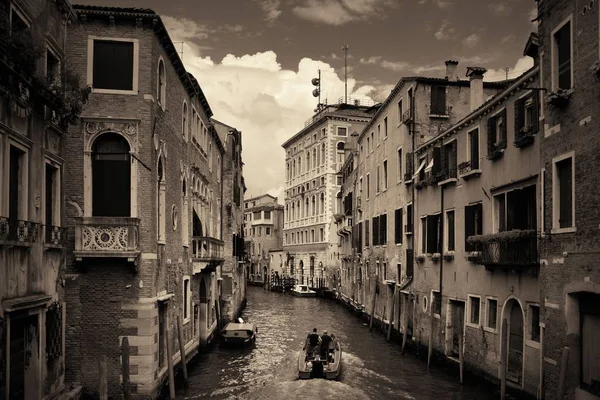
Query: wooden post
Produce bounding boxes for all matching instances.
[215,299,221,332]
[557,346,569,400]
[166,327,176,400]
[401,296,409,355]
[99,354,108,400]
[500,318,508,400]
[122,337,131,399]
[458,325,464,384]
[427,310,434,369]
[387,290,396,342]
[369,280,377,331]
[177,316,189,389]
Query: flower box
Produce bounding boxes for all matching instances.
[443,251,455,261]
[467,251,481,262]
[416,254,426,262]
[546,89,571,108]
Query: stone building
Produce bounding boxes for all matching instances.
[413,51,542,396]
[537,0,600,398]
[63,6,225,398]
[244,194,283,284]
[340,61,509,338]
[282,100,379,289]
[0,0,77,398]
[212,118,246,323]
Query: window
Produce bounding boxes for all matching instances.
[371,214,387,246]
[529,305,540,342]
[157,58,166,107]
[337,127,347,136]
[430,86,447,115]
[432,291,441,316]
[553,153,575,231]
[366,174,370,199]
[383,117,388,138]
[441,141,457,179]
[90,38,137,92]
[397,263,402,281]
[515,93,539,137]
[420,217,427,254]
[366,137,370,153]
[182,102,188,139]
[320,228,324,241]
[336,176,342,185]
[406,204,413,234]
[45,161,60,237]
[377,124,381,142]
[405,151,413,178]
[395,208,403,244]
[398,99,403,122]
[376,165,381,193]
[264,210,271,219]
[8,144,28,220]
[468,296,481,326]
[487,110,507,155]
[468,128,480,170]
[486,298,498,330]
[183,276,191,322]
[552,18,572,90]
[266,227,271,236]
[10,5,29,32]
[464,203,482,251]
[46,47,61,86]
[426,214,441,254]
[493,185,537,233]
[445,210,455,252]
[580,293,600,395]
[365,219,370,247]
[418,155,427,182]
[383,160,388,190]
[397,148,403,182]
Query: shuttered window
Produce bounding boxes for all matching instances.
[406,204,413,234]
[430,86,447,115]
[556,157,573,229]
[405,152,413,177]
[395,208,403,244]
[464,203,483,251]
[92,40,135,91]
[554,21,572,90]
[426,214,440,254]
[380,213,387,245]
[442,141,457,179]
[469,129,480,169]
[446,210,455,251]
[372,216,379,246]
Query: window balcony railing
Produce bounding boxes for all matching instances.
[45,225,67,248]
[73,217,140,261]
[191,236,224,261]
[0,217,40,245]
[402,109,413,123]
[467,229,539,268]
[458,159,481,180]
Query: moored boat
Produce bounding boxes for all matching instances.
[298,336,342,380]
[291,284,317,297]
[220,320,257,347]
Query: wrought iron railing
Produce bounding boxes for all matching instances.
[472,230,539,267]
[74,217,139,253]
[0,217,40,243]
[192,236,224,260]
[45,225,67,246]
[458,159,480,175]
[437,166,458,181]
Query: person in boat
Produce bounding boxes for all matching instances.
[304,328,321,358]
[320,330,333,360]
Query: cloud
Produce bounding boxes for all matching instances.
[161,16,212,40]
[360,56,382,64]
[462,33,480,48]
[484,56,535,82]
[163,17,377,197]
[488,2,512,17]
[418,0,455,8]
[381,60,411,72]
[501,34,516,44]
[254,0,282,24]
[292,0,393,25]
[434,20,456,40]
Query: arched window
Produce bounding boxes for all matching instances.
[311,195,316,216]
[306,152,310,172]
[157,157,166,242]
[321,143,326,165]
[209,142,213,169]
[336,191,342,214]
[320,193,325,215]
[305,197,309,218]
[336,141,346,164]
[92,132,131,217]
[157,59,166,107]
[312,148,317,169]
[182,101,188,140]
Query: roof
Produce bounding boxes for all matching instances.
[415,65,539,154]
[245,193,277,202]
[360,75,514,138]
[73,5,213,119]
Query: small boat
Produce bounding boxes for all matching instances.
[291,284,317,297]
[298,336,342,380]
[220,319,257,347]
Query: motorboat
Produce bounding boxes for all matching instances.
[220,318,257,347]
[291,284,317,297]
[298,335,342,380]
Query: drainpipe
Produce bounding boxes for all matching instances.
[439,180,444,315]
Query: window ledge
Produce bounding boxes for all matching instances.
[483,326,497,334]
[405,231,413,236]
[404,179,413,185]
[433,313,441,319]
[183,317,190,325]
[551,226,577,234]
[158,240,166,245]
[92,88,137,95]
[429,113,449,119]
[525,339,541,349]
[438,178,458,186]
[465,323,481,330]
[459,169,482,180]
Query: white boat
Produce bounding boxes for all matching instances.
[291,284,317,297]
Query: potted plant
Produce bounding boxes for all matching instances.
[443,251,455,261]
[487,142,505,160]
[467,251,481,262]
[431,252,441,262]
[546,88,571,108]
[416,254,426,263]
[515,125,535,147]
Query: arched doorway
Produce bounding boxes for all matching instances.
[309,256,315,287]
[299,260,304,284]
[92,132,131,216]
[502,298,524,385]
[263,265,268,284]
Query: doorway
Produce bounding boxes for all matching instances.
[9,314,39,400]
[447,300,465,358]
[158,302,166,369]
[503,299,524,385]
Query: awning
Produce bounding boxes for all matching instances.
[413,159,426,178]
[424,159,434,172]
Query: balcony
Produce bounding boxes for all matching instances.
[458,160,481,180]
[44,225,67,249]
[468,230,539,270]
[437,167,458,186]
[402,109,413,124]
[73,217,140,264]
[192,236,224,274]
[0,217,40,246]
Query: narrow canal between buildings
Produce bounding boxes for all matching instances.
[177,287,498,400]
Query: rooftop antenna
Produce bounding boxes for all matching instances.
[342,45,349,104]
[505,67,509,80]
[311,70,322,112]
[173,41,184,61]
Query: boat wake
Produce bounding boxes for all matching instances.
[244,379,371,400]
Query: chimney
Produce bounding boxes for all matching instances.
[466,66,487,111]
[445,60,459,80]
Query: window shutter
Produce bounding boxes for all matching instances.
[365,220,370,246]
[476,203,483,235]
[430,87,439,114]
[233,234,237,256]
[470,129,479,169]
[440,145,447,177]
[500,109,508,147]
[433,146,442,176]
[450,141,458,178]
[532,91,540,134]
[373,216,379,246]
[438,87,446,114]
[406,152,413,176]
[395,209,403,244]
[514,98,524,138]
[487,117,495,154]
[465,206,474,251]
[381,214,387,244]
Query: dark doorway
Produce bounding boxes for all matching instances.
[92,132,131,217]
[507,301,524,384]
[158,302,166,369]
[9,314,38,400]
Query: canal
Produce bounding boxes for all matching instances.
[177,287,499,400]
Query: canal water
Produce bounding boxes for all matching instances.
[177,287,498,400]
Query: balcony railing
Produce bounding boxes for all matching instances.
[73,217,140,260]
[468,230,539,268]
[402,109,413,123]
[436,166,458,183]
[0,217,40,244]
[45,225,67,247]
[458,159,481,178]
[191,236,224,261]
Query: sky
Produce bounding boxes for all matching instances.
[75,0,538,202]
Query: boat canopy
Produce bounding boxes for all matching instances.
[223,323,255,331]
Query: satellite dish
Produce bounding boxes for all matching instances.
[312,89,320,97]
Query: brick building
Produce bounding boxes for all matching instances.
[413,52,542,396]
[0,0,78,398]
[282,100,379,289]
[63,6,225,398]
[338,61,510,337]
[244,194,283,284]
[537,0,600,398]
[212,118,246,323]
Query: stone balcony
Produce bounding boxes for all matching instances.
[192,236,224,275]
[73,217,140,264]
[0,217,40,246]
